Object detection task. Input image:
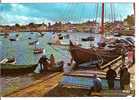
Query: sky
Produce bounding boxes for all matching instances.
[0,3,134,25]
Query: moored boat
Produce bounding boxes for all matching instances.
[81,37,94,41]
[33,48,44,54]
[29,40,38,45]
[69,41,122,66]
[9,38,17,41]
[0,58,16,64]
[0,63,37,76]
[48,42,69,46]
[58,34,63,40]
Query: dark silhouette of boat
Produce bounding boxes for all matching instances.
[58,34,63,40]
[33,48,44,54]
[9,38,17,41]
[29,40,38,45]
[81,37,94,41]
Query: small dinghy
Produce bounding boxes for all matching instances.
[28,37,32,40]
[81,37,94,41]
[9,38,17,41]
[0,57,37,76]
[29,40,38,45]
[33,48,44,54]
[58,34,63,40]
[0,57,16,64]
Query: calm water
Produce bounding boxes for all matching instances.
[0,32,106,64]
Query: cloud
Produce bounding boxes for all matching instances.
[0,12,54,25]
[0,3,134,25]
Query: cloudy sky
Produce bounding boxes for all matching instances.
[0,3,134,25]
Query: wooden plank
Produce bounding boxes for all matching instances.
[101,56,122,69]
[103,60,122,72]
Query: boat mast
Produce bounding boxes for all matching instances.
[133,3,135,16]
[101,3,104,35]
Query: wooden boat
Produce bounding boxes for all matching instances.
[0,58,37,76]
[43,61,64,72]
[48,42,81,47]
[9,38,16,41]
[28,37,32,39]
[1,63,37,76]
[58,34,63,40]
[16,34,19,37]
[0,58,16,64]
[69,41,122,65]
[48,42,70,46]
[81,37,94,41]
[33,48,44,54]
[29,40,38,45]
[59,36,63,40]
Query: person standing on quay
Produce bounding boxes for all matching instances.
[121,46,126,67]
[119,65,126,90]
[127,47,134,68]
[121,67,130,91]
[106,65,117,89]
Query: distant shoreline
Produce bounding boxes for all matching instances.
[0,30,135,37]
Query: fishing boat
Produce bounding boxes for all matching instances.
[1,63,37,76]
[69,40,121,66]
[81,36,94,41]
[9,38,17,41]
[29,40,38,45]
[48,42,70,46]
[28,37,32,40]
[48,33,81,46]
[58,34,63,40]
[69,2,126,66]
[9,35,18,41]
[0,57,16,64]
[16,34,19,37]
[33,48,44,54]
[0,58,37,76]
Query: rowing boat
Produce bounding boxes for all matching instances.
[0,58,16,64]
[0,62,37,76]
[33,48,44,54]
[48,42,70,46]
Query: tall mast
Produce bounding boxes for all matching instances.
[133,3,135,16]
[101,3,104,35]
